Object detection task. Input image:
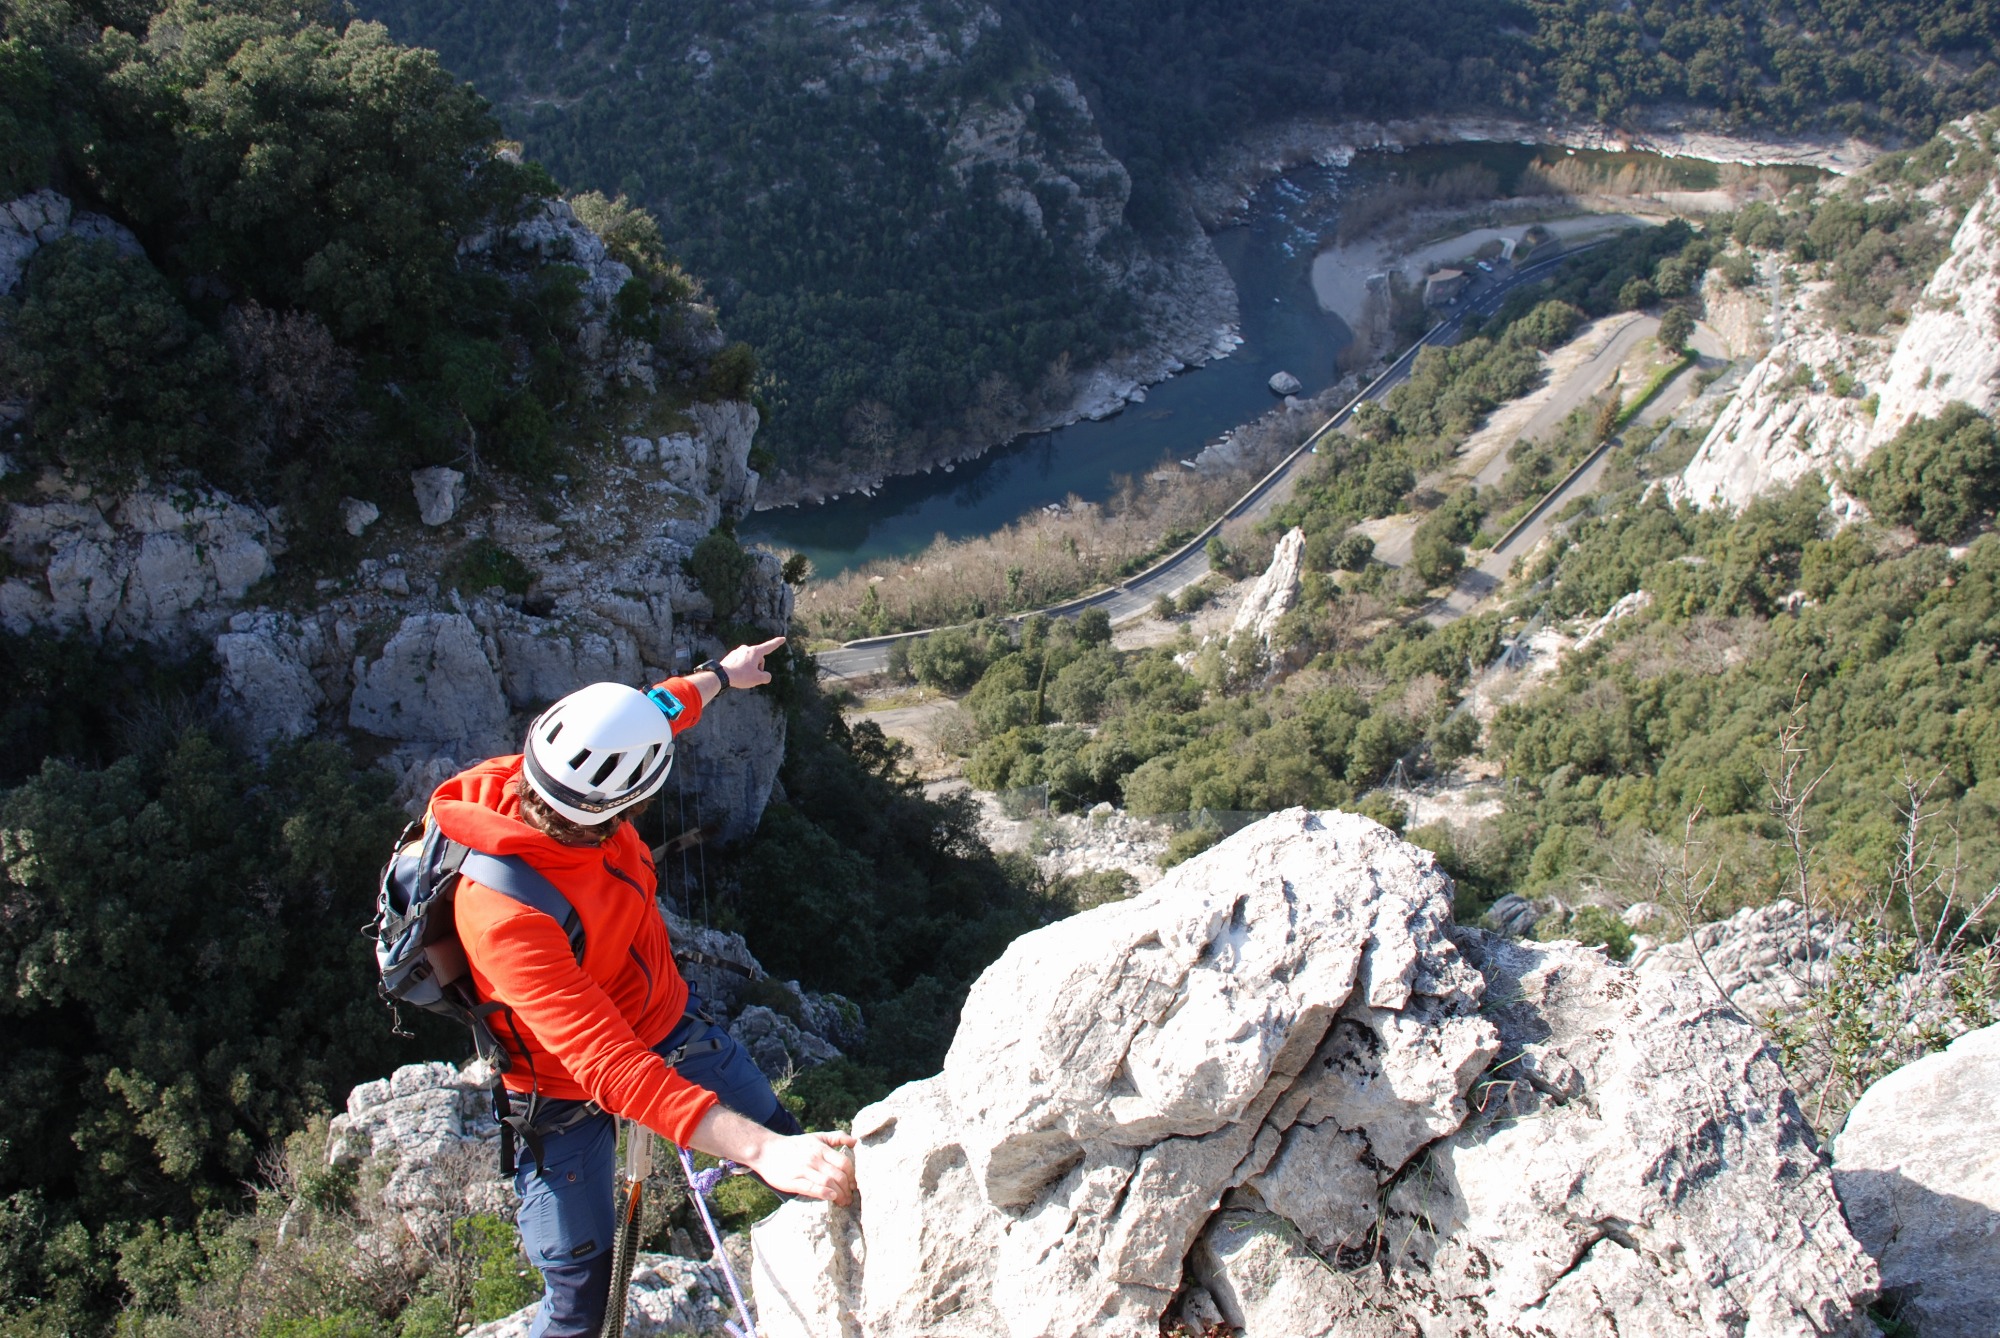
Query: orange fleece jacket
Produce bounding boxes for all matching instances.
[431,677,717,1146]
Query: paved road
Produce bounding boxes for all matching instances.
[816,247,1600,680]
[1420,326,1727,625]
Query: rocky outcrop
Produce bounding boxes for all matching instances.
[470,1254,740,1337]
[1675,120,1997,513]
[0,482,278,643]
[411,466,468,527]
[1866,177,2000,445]
[1833,1022,2000,1338]
[349,612,515,757]
[0,180,792,835]
[1629,897,1848,1021]
[328,1061,512,1227]
[624,401,763,526]
[1674,323,1884,513]
[1230,526,1305,649]
[751,809,1876,1337]
[0,188,144,293]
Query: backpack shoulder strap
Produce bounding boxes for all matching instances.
[458,850,588,965]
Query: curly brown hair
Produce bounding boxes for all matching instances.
[514,777,654,847]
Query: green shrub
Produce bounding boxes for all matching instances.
[906,623,1009,693]
[706,342,758,400]
[1855,402,2000,541]
[1072,607,1113,647]
[781,1059,892,1132]
[463,1214,540,1322]
[686,528,752,621]
[1329,534,1376,572]
[1656,306,1693,352]
[4,239,233,481]
[1533,905,1635,961]
[448,538,535,596]
[1158,826,1221,870]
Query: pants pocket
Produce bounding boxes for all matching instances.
[513,1110,618,1270]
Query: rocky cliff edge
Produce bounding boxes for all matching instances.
[1676,118,2000,513]
[0,192,792,835]
[750,808,1878,1338]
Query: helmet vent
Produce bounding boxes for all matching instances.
[589,752,624,786]
[622,758,647,790]
[545,720,564,743]
[569,748,594,770]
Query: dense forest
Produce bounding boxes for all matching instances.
[354,0,2000,482]
[0,0,759,557]
[352,0,1138,484]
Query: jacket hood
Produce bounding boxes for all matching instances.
[429,755,606,878]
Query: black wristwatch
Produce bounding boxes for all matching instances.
[696,658,731,690]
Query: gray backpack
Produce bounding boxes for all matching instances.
[372,817,586,1172]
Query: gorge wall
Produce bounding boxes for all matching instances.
[0,192,794,835]
[1677,116,2000,512]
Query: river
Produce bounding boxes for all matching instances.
[739,143,1779,579]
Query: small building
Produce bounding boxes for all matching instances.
[1423,268,1468,307]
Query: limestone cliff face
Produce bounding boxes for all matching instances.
[1676,121,2000,513]
[752,810,1878,1337]
[1866,177,2000,444]
[0,191,792,838]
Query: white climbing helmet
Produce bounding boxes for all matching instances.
[521,682,676,825]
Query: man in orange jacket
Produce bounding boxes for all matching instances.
[429,636,855,1337]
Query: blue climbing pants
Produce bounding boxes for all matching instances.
[513,996,803,1338]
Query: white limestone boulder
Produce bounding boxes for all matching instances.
[1629,897,1847,1021]
[411,466,467,527]
[348,611,510,753]
[751,809,1879,1338]
[214,611,325,746]
[1230,526,1305,649]
[670,688,787,844]
[1834,1022,2000,1338]
[341,498,380,536]
[328,1061,511,1224]
[1267,370,1302,395]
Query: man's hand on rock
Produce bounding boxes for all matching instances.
[689,1104,857,1206]
[720,636,785,689]
[746,1130,858,1205]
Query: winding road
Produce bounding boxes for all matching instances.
[815,244,1608,679]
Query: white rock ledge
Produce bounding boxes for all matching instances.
[751,808,1877,1337]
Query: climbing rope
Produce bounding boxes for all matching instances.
[676,765,695,921]
[678,1146,759,1338]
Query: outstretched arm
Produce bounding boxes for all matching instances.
[688,1102,857,1204]
[688,636,786,705]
